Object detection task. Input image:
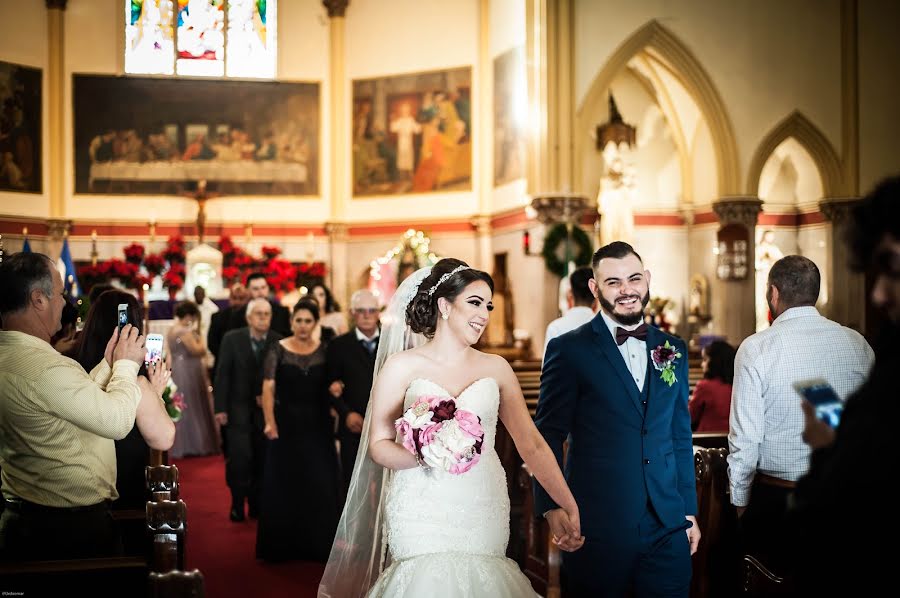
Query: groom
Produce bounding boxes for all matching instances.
[535,241,700,597]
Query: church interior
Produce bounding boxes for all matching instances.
[1,0,898,596]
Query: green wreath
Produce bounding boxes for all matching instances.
[541,223,593,278]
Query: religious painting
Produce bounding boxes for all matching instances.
[0,60,42,193]
[352,66,472,196]
[493,46,526,186]
[73,75,319,195]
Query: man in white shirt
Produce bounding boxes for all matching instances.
[193,285,219,367]
[728,254,873,574]
[543,266,597,359]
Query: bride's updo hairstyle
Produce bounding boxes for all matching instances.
[406,258,494,339]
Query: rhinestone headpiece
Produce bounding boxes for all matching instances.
[427,265,470,296]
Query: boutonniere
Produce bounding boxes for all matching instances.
[651,341,682,387]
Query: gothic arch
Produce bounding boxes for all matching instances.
[746,111,841,199]
[575,20,741,198]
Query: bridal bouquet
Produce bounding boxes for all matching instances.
[395,396,484,474]
[161,380,186,422]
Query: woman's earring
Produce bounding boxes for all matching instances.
[441,312,449,320]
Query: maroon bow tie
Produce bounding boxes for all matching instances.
[615,323,649,345]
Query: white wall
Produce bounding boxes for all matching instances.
[575,0,843,193]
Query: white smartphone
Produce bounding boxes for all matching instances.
[793,378,843,428]
[145,333,164,364]
[117,303,129,330]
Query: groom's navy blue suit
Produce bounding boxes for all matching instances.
[535,314,697,597]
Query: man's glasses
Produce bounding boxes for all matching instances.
[353,308,379,315]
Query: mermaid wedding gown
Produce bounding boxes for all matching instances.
[367,377,537,597]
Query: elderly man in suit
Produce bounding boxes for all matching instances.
[326,289,380,495]
[214,298,282,522]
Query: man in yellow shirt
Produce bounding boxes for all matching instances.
[0,252,146,560]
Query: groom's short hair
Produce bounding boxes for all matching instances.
[592,241,643,269]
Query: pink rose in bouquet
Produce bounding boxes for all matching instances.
[394,395,484,475]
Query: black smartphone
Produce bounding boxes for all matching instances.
[117,303,129,331]
[793,378,843,428]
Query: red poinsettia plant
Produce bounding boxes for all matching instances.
[163,235,186,264]
[123,243,145,265]
[162,270,185,292]
[143,253,166,276]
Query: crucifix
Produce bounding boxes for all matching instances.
[186,179,219,244]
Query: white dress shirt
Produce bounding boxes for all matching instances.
[355,328,380,344]
[727,306,874,507]
[543,306,596,359]
[599,310,647,392]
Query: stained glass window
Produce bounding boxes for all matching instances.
[125,0,175,75]
[124,0,276,79]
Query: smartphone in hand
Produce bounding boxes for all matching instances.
[794,378,843,428]
[117,303,129,331]
[145,333,164,364]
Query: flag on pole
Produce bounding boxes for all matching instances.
[22,237,32,253]
[57,238,80,297]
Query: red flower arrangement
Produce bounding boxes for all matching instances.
[163,270,185,299]
[144,253,166,276]
[123,243,145,265]
[261,245,282,260]
[163,235,186,263]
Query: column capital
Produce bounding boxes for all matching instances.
[818,196,860,224]
[322,0,349,18]
[325,222,350,242]
[712,197,763,227]
[46,219,72,240]
[470,215,492,235]
[46,0,67,9]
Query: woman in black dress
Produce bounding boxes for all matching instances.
[256,297,340,562]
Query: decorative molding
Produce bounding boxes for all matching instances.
[530,193,589,225]
[470,215,492,236]
[324,222,350,242]
[746,110,842,198]
[45,0,67,10]
[575,20,740,196]
[819,197,860,224]
[322,0,349,18]
[712,197,763,227]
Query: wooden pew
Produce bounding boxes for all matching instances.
[147,499,188,573]
[742,555,793,596]
[519,463,562,598]
[148,569,206,597]
[691,446,739,598]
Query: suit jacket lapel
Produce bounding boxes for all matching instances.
[645,326,663,407]
[591,316,644,417]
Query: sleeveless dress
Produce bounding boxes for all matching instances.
[167,332,219,458]
[367,377,537,597]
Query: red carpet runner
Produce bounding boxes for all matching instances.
[173,455,325,598]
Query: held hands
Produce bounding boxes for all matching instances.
[801,399,836,450]
[345,412,364,434]
[545,507,585,552]
[108,324,146,366]
[685,515,701,555]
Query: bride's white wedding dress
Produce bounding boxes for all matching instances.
[367,377,537,597]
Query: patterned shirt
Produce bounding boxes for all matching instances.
[727,306,874,507]
[0,331,142,507]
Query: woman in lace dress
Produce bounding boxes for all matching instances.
[320,259,583,597]
[257,297,340,562]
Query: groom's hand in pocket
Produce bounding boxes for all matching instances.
[545,508,585,552]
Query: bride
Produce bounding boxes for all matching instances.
[319,258,583,597]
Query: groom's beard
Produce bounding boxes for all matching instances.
[598,290,650,326]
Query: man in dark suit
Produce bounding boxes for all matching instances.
[214,298,282,522]
[326,290,380,495]
[535,242,700,597]
[207,282,248,374]
[244,272,290,337]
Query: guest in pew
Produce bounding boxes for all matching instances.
[310,282,348,337]
[789,175,899,596]
[326,289,380,497]
[728,255,874,576]
[542,266,597,360]
[689,340,735,433]
[76,291,176,510]
[0,253,147,560]
[167,301,219,458]
[214,298,282,522]
[257,297,339,562]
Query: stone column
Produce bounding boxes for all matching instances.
[324,0,349,223]
[470,215,493,272]
[474,0,492,269]
[325,222,349,312]
[819,197,864,331]
[711,197,762,345]
[47,0,67,223]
